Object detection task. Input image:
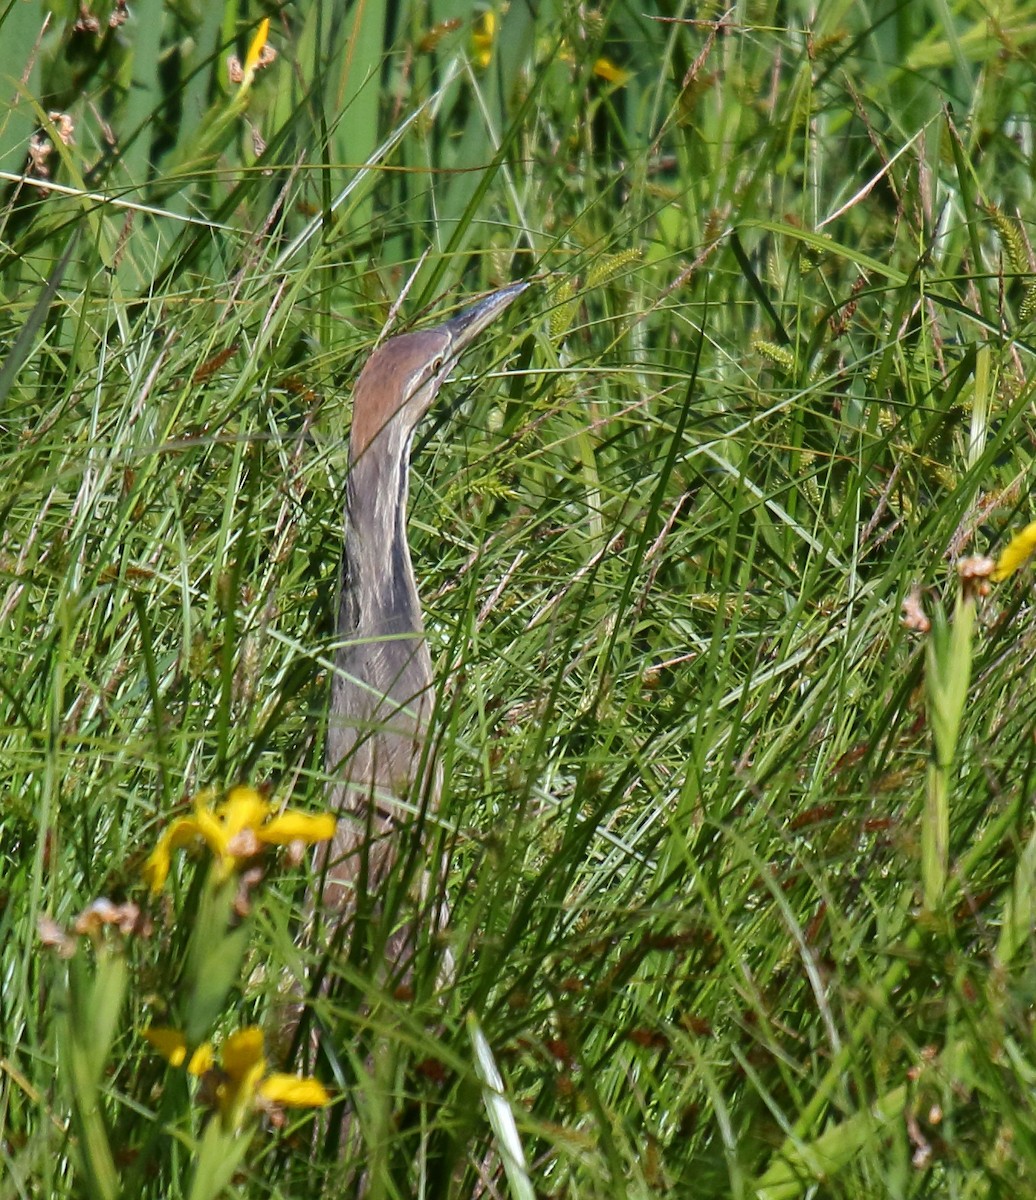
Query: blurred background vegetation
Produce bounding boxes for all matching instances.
[3,0,1036,1196]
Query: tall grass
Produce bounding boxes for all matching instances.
[3,1,1036,1197]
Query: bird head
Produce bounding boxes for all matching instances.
[350,282,528,462]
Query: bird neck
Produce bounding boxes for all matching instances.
[339,430,424,640]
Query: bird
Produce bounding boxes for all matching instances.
[317,282,528,945]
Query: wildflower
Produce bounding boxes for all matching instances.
[218,1027,329,1125]
[227,18,276,90]
[243,18,271,81]
[141,1027,214,1075]
[592,56,632,86]
[143,785,336,893]
[142,1025,330,1128]
[991,520,1036,582]
[471,10,495,68]
[557,42,632,87]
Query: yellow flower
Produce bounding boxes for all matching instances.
[556,42,631,88]
[143,786,336,893]
[241,18,270,89]
[992,520,1036,582]
[219,1027,331,1127]
[258,810,339,845]
[471,10,495,68]
[218,1027,268,1125]
[592,56,632,86]
[142,1024,330,1128]
[258,1075,333,1107]
[190,1042,216,1075]
[219,1026,330,1125]
[142,1027,214,1075]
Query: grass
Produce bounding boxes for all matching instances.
[3,0,1036,1196]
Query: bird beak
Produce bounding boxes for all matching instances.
[442,281,529,359]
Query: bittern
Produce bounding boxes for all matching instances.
[320,282,528,918]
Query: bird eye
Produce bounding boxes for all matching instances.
[432,356,444,373]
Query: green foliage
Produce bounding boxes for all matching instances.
[3,1,1036,1198]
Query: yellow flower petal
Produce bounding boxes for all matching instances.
[218,787,271,840]
[218,782,268,830]
[142,1027,215,1075]
[187,1043,215,1076]
[259,811,337,846]
[142,842,171,894]
[992,520,1036,581]
[142,1026,188,1067]
[142,817,206,892]
[191,803,229,857]
[593,57,631,86]
[471,10,496,69]
[181,789,266,876]
[258,1074,331,1107]
[221,1026,267,1081]
[216,1027,268,1125]
[242,18,270,82]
